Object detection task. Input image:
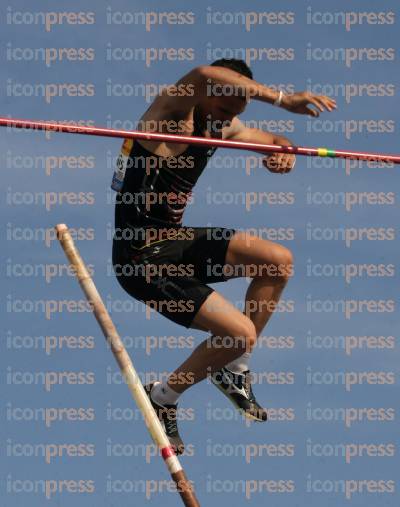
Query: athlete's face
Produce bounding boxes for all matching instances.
[200,95,247,131]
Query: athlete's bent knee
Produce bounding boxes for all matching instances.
[277,246,294,281]
[210,315,256,355]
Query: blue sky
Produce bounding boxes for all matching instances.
[1,1,399,506]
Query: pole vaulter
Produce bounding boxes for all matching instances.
[1,116,399,164]
[4,45,398,507]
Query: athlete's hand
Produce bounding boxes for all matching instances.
[281,92,337,117]
[263,153,296,174]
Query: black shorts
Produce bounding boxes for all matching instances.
[112,226,236,328]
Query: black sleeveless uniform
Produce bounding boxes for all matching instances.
[112,127,236,328]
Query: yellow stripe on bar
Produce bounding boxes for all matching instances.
[317,148,329,157]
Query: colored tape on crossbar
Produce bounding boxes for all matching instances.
[317,148,336,158]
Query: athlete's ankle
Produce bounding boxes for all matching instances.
[151,381,181,406]
[224,351,251,374]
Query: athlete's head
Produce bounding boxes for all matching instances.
[197,59,253,132]
[210,58,253,80]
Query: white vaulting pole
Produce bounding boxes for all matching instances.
[55,224,200,507]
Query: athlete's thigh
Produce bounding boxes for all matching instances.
[181,226,236,283]
[224,231,293,276]
[190,289,255,339]
[113,237,216,329]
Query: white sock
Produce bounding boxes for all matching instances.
[151,381,181,406]
[225,351,251,374]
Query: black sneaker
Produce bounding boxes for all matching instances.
[210,367,268,422]
[144,383,185,455]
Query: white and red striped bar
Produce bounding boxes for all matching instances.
[1,116,399,164]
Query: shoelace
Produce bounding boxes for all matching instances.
[164,409,178,435]
[237,371,256,401]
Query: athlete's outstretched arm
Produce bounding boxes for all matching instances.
[176,65,336,117]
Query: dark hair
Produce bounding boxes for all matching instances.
[210,58,253,80]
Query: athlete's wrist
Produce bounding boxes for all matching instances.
[273,90,285,107]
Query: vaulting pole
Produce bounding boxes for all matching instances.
[55,223,200,507]
[1,116,399,164]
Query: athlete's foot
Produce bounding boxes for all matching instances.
[210,367,268,422]
[144,383,185,455]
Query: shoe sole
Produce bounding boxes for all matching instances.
[211,378,266,422]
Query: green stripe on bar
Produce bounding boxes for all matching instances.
[317,148,336,157]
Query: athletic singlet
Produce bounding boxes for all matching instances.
[114,126,217,232]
